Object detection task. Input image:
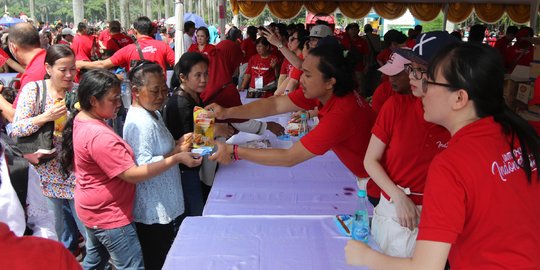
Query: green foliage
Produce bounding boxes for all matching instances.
[421,13,444,32]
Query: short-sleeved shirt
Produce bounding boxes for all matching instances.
[371,81,397,114]
[241,38,257,64]
[289,89,376,178]
[245,54,278,88]
[418,117,540,269]
[504,43,533,73]
[110,35,175,72]
[187,43,216,56]
[372,95,450,205]
[71,34,95,61]
[73,118,136,229]
[105,33,134,54]
[13,49,46,108]
[280,58,291,75]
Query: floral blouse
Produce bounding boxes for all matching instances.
[11,80,77,199]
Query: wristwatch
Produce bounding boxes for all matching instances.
[277,43,284,49]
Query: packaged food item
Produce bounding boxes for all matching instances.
[54,99,67,137]
[193,106,215,148]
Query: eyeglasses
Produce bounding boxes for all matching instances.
[404,64,427,80]
[422,79,458,93]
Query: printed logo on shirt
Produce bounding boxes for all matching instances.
[141,46,157,54]
[491,147,537,181]
[436,141,448,149]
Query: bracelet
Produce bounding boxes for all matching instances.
[233,144,240,160]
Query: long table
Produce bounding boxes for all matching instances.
[163,216,373,270]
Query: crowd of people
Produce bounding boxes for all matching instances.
[0,12,538,270]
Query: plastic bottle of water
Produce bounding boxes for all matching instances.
[121,76,131,109]
[351,190,370,243]
[299,113,308,137]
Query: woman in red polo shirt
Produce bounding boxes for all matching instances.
[187,27,215,56]
[346,42,540,270]
[206,44,376,184]
[364,32,454,258]
[239,37,279,97]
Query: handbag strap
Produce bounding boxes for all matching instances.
[134,39,145,60]
[37,81,48,115]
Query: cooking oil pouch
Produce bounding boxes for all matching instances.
[193,106,215,148]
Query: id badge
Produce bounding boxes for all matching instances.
[255,76,263,89]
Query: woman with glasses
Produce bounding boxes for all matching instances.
[61,69,201,270]
[274,29,309,96]
[346,40,540,269]
[123,61,201,270]
[187,26,215,56]
[362,31,456,258]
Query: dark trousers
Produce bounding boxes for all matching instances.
[181,169,205,216]
[135,214,186,270]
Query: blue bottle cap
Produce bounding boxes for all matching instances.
[357,190,367,197]
[301,113,307,119]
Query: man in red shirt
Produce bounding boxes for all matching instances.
[100,20,133,58]
[77,16,174,74]
[57,28,75,45]
[371,52,411,114]
[71,22,96,61]
[504,27,533,73]
[4,23,46,121]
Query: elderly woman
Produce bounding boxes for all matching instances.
[123,61,195,270]
[11,44,85,254]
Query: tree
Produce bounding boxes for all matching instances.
[73,0,84,26]
[119,0,130,29]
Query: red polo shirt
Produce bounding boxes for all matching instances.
[13,49,47,108]
[371,81,397,114]
[240,38,257,64]
[71,34,95,61]
[289,89,376,178]
[105,33,134,54]
[372,95,450,205]
[110,36,175,72]
[418,117,540,269]
[187,43,216,56]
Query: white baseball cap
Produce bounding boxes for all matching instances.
[61,28,75,36]
[378,52,411,76]
[309,25,333,38]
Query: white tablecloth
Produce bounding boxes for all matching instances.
[163,216,373,270]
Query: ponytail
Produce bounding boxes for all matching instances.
[493,107,540,183]
[60,109,79,176]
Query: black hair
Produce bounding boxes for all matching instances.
[173,52,209,84]
[450,31,462,41]
[109,20,121,33]
[506,26,518,35]
[295,29,310,51]
[345,23,359,32]
[428,42,539,182]
[1,86,16,104]
[468,24,486,44]
[77,22,87,33]
[308,45,355,97]
[133,16,152,36]
[8,22,40,49]
[61,70,121,175]
[184,21,196,32]
[44,44,75,79]
[226,26,242,41]
[364,24,373,33]
[129,60,164,88]
[196,26,210,43]
[255,36,270,47]
[247,26,257,40]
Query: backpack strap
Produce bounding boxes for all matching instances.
[134,39,145,61]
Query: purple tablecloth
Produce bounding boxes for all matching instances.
[163,216,373,270]
[203,150,369,216]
